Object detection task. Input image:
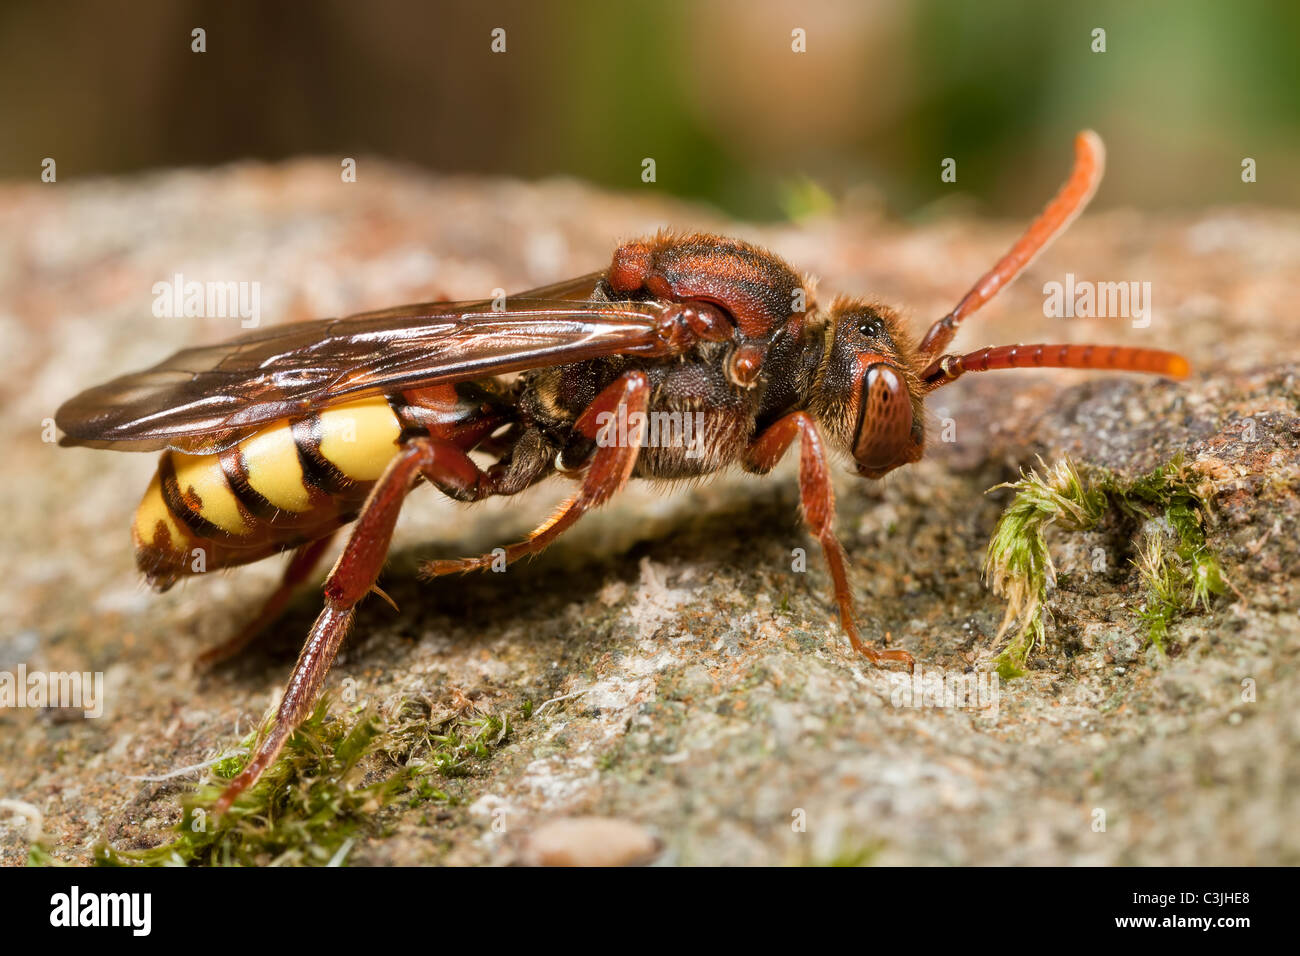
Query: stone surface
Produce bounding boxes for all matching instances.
[0,161,1296,865]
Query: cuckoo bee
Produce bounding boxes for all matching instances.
[56,131,1188,813]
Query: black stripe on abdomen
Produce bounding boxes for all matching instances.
[292,415,353,496]
[158,451,231,540]
[218,445,283,522]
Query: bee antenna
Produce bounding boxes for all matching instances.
[921,343,1190,391]
[919,131,1106,357]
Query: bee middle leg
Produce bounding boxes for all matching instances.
[745,412,914,670]
[421,371,651,577]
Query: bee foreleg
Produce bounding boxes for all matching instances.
[212,436,462,815]
[745,412,914,670]
[420,371,651,577]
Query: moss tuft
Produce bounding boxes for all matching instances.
[986,455,1227,676]
[984,458,1107,676]
[78,693,518,867]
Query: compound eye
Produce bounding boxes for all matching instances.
[854,363,919,479]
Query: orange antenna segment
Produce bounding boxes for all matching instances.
[922,342,1190,391]
[919,130,1106,356]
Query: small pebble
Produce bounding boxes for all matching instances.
[522,817,660,867]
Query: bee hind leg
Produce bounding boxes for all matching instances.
[211,436,475,816]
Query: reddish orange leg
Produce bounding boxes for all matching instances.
[746,412,914,669]
[422,371,651,577]
[196,534,337,669]
[212,437,493,816]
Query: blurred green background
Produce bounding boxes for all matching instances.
[2,0,1296,219]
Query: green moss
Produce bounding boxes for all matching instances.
[77,694,518,868]
[986,455,1227,676]
[805,839,886,867]
[985,458,1107,676]
[1105,457,1228,628]
[27,844,65,867]
[87,700,388,866]
[1133,535,1181,650]
[1121,465,1227,650]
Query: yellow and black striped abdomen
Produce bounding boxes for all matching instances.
[133,396,404,589]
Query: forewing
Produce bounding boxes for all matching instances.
[57,285,670,454]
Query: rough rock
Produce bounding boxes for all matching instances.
[0,161,1296,865]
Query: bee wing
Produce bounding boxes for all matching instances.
[57,282,676,454]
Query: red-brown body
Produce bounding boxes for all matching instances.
[55,131,1189,813]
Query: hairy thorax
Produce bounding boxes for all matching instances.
[523,344,768,482]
